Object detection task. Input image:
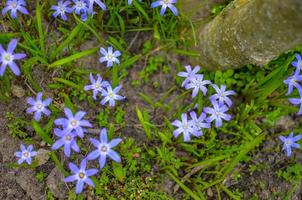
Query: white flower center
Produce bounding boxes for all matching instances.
[36,103,43,110]
[290,78,297,83]
[23,151,29,158]
[182,123,189,130]
[4,54,11,62]
[108,91,114,98]
[107,53,114,60]
[59,6,65,13]
[285,140,291,145]
[65,135,71,141]
[95,83,101,89]
[100,145,108,153]
[164,0,170,4]
[78,172,85,179]
[11,2,17,8]
[215,111,221,116]
[70,120,77,127]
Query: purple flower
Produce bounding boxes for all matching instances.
[101,85,125,107]
[51,1,73,21]
[99,46,121,67]
[86,128,122,168]
[283,73,302,95]
[15,144,37,165]
[2,0,29,18]
[288,95,302,115]
[84,73,109,100]
[26,92,52,121]
[171,113,195,142]
[151,0,178,16]
[279,132,302,157]
[87,0,106,12]
[189,111,210,137]
[54,108,92,138]
[203,100,231,128]
[51,129,80,157]
[291,54,302,74]
[72,0,89,21]
[185,74,211,98]
[128,0,142,5]
[64,159,98,194]
[177,65,200,87]
[210,84,236,107]
[0,38,26,76]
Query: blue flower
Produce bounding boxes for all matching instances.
[86,128,122,168]
[171,113,195,142]
[185,74,211,98]
[291,54,302,75]
[177,65,200,87]
[84,73,109,100]
[128,0,142,5]
[2,0,29,18]
[72,0,89,21]
[15,144,37,165]
[51,1,73,21]
[0,38,26,76]
[189,111,210,137]
[210,84,236,107]
[151,0,178,16]
[54,108,92,138]
[279,132,302,157]
[26,92,52,121]
[101,85,125,107]
[203,100,231,128]
[87,0,106,12]
[51,129,80,157]
[288,94,302,115]
[283,73,302,95]
[99,46,121,67]
[64,159,98,194]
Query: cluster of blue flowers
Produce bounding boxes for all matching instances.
[2,0,178,21]
[6,41,126,194]
[278,54,302,157]
[172,65,236,142]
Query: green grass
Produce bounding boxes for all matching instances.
[1,0,302,199]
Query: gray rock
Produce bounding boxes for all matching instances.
[46,167,69,199]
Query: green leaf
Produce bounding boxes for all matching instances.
[32,120,53,144]
[48,47,99,68]
[36,1,45,57]
[133,0,150,22]
[50,23,84,60]
[136,106,152,140]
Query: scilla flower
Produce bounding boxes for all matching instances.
[185,74,211,98]
[99,46,121,67]
[64,159,98,194]
[279,132,302,157]
[101,85,125,107]
[189,111,210,137]
[51,129,80,157]
[2,0,29,18]
[291,54,302,74]
[86,128,122,168]
[151,0,178,16]
[15,144,37,165]
[283,73,302,95]
[171,113,195,142]
[87,0,106,12]
[210,84,236,107]
[84,73,109,100]
[72,0,89,21]
[0,38,26,76]
[177,65,200,87]
[26,92,52,121]
[54,108,92,138]
[51,1,73,21]
[203,100,231,128]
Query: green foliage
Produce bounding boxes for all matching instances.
[5,112,28,138]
